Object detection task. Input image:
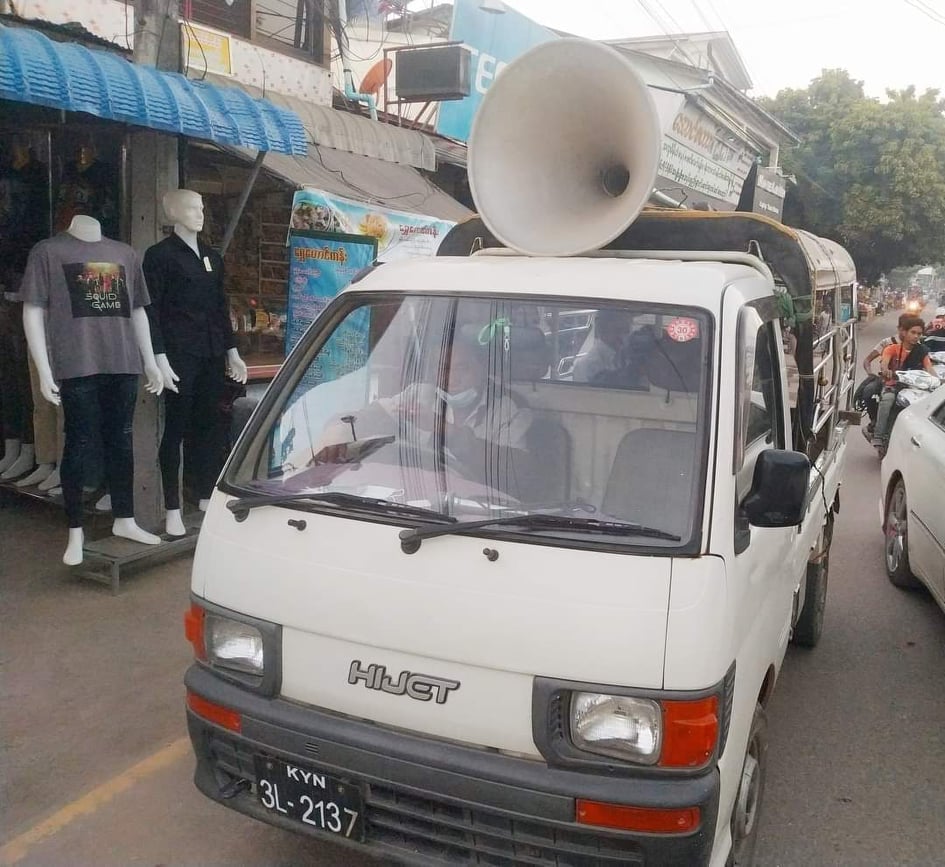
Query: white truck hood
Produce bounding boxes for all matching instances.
[194,496,671,757]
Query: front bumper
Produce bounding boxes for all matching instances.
[186,665,720,866]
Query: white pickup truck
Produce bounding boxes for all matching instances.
[183,40,857,867]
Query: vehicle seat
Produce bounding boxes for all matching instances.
[508,325,552,381]
[644,333,703,394]
[502,328,570,503]
[517,415,571,504]
[602,428,697,539]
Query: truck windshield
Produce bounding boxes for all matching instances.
[227,294,712,551]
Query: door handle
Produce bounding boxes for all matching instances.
[910,436,922,448]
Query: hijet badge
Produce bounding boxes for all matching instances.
[348,660,460,704]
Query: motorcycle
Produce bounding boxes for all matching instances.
[862,351,945,454]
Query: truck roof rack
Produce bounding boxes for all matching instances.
[472,246,776,284]
[441,209,855,307]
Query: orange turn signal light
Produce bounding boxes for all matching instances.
[184,603,207,661]
[186,691,242,733]
[576,799,701,834]
[659,696,719,768]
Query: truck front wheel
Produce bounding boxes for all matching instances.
[792,513,834,647]
[728,703,768,867]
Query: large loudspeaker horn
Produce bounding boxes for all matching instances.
[468,39,662,257]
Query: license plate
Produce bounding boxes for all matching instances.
[253,756,365,841]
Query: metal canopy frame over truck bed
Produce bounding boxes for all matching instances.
[439,209,858,461]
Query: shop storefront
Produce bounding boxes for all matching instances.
[1,15,472,564]
[0,18,307,566]
[181,130,472,378]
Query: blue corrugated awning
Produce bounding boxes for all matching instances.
[0,23,308,155]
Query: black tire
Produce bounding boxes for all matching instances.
[728,704,768,867]
[884,478,922,588]
[792,514,833,647]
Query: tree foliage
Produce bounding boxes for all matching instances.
[759,72,945,282]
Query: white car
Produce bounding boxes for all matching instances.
[880,386,945,609]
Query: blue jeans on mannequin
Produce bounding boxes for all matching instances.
[59,374,138,528]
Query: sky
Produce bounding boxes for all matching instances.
[486,0,945,99]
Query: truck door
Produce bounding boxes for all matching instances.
[732,305,797,649]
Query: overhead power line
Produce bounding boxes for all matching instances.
[688,0,716,32]
[701,0,732,32]
[635,0,700,67]
[903,0,945,26]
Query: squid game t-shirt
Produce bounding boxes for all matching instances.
[20,233,151,380]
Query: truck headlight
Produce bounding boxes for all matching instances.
[571,692,662,764]
[206,614,264,675]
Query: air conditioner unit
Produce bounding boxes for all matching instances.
[395,45,472,102]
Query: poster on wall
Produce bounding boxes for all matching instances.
[285,230,377,358]
[181,24,233,75]
[289,189,456,261]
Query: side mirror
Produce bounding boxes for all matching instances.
[743,449,810,528]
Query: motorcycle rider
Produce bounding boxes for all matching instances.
[857,315,913,434]
[871,316,936,453]
[924,306,945,353]
[861,313,913,373]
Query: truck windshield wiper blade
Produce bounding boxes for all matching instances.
[399,512,681,552]
[227,491,452,523]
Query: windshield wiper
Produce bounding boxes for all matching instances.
[399,512,681,553]
[227,491,452,524]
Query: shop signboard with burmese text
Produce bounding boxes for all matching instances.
[289,189,456,262]
[657,102,757,208]
[285,230,377,358]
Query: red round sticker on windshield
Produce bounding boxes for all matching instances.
[665,317,700,342]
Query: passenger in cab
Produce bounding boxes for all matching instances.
[573,311,640,386]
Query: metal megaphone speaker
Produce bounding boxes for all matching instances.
[468,38,663,257]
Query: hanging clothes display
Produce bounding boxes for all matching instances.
[54,147,120,238]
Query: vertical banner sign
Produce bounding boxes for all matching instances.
[752,167,787,222]
[285,230,377,358]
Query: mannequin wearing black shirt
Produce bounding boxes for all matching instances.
[144,190,247,537]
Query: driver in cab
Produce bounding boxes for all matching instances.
[312,326,534,465]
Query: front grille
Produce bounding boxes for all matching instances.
[367,784,643,865]
[205,732,644,866]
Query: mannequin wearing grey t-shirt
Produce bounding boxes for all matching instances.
[21,215,165,566]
